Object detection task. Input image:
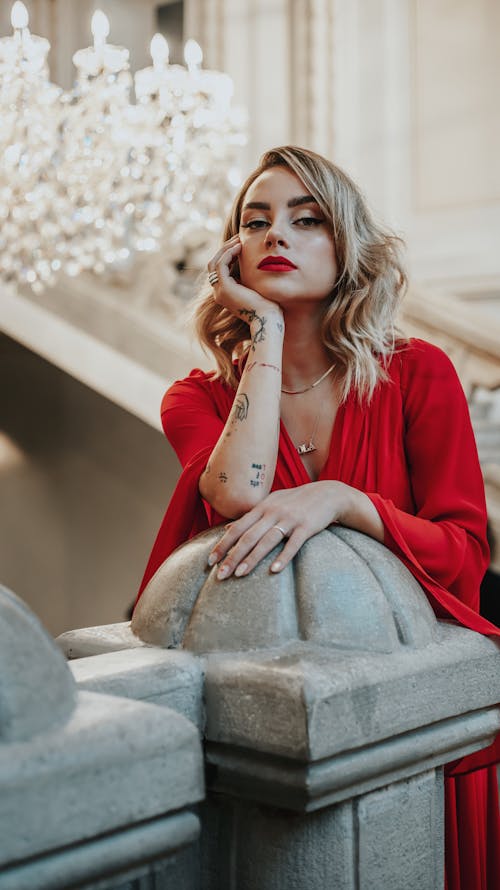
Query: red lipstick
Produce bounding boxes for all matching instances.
[258,255,297,272]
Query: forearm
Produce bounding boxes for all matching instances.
[199,307,284,517]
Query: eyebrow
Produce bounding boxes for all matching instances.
[242,195,320,211]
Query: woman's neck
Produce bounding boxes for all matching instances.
[281,305,332,389]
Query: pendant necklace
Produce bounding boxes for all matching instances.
[296,401,323,455]
[281,364,334,455]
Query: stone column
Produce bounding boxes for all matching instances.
[60,525,500,889]
[0,585,203,890]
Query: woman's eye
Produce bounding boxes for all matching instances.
[294,217,324,227]
[240,219,268,230]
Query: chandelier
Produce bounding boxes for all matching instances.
[0,2,246,293]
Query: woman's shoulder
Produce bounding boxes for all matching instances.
[161,367,233,414]
[389,337,460,383]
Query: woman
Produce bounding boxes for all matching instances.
[136,146,500,888]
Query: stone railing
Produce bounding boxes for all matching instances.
[0,585,204,890]
[47,526,500,890]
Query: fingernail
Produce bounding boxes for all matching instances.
[207,553,218,566]
[234,563,248,577]
[270,561,281,573]
[217,565,229,580]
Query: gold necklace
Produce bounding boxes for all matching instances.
[281,363,335,395]
[296,401,323,455]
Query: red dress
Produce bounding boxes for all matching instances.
[137,338,500,889]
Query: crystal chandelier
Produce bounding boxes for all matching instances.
[0,2,246,293]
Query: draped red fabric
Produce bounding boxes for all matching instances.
[136,339,500,888]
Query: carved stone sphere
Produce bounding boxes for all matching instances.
[132,526,437,655]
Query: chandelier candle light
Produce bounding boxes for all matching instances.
[0,3,246,292]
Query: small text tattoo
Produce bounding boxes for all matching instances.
[232,392,249,423]
[218,472,228,484]
[250,462,266,488]
[239,308,266,351]
[276,320,284,333]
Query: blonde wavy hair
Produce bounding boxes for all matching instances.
[194,145,407,401]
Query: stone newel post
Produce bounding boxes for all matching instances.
[60,527,500,890]
[0,586,203,890]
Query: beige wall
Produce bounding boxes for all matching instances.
[0,334,178,635]
[332,0,500,287]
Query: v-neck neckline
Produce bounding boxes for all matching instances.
[279,395,348,483]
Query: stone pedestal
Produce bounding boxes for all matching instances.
[0,585,203,890]
[59,527,500,889]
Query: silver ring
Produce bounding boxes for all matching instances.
[208,270,219,286]
[272,525,287,538]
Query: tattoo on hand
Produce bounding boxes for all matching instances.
[218,472,228,483]
[250,462,266,488]
[240,308,266,351]
[232,392,249,423]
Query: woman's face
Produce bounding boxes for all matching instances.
[237,166,338,307]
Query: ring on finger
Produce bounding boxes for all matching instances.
[208,270,219,286]
[272,525,287,538]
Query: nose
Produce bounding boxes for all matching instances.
[265,219,289,249]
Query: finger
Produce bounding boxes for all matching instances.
[220,520,287,578]
[207,238,241,273]
[207,510,262,566]
[214,517,274,579]
[232,526,290,577]
[269,528,308,573]
[214,243,242,278]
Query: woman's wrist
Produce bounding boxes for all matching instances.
[330,482,385,543]
[242,306,284,351]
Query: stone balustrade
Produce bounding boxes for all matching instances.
[56,526,500,890]
[0,585,204,890]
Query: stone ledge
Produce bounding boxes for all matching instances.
[0,810,199,890]
[0,691,204,866]
[204,626,500,760]
[70,648,205,730]
[205,707,500,812]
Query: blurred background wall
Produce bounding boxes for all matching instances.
[0,0,499,634]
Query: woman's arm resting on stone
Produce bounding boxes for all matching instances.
[208,481,384,579]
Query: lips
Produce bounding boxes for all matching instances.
[258,256,297,271]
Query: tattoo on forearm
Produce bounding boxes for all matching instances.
[245,361,281,375]
[239,308,266,351]
[232,392,249,423]
[250,462,266,488]
[276,320,284,333]
[218,471,228,483]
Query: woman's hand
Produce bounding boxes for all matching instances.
[208,234,281,320]
[207,481,377,579]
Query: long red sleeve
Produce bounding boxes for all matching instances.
[365,343,495,635]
